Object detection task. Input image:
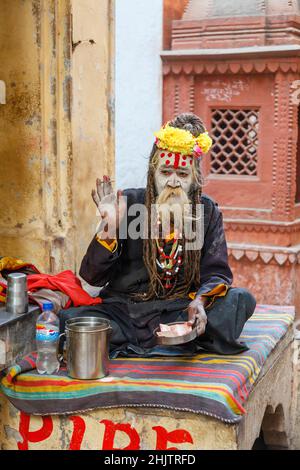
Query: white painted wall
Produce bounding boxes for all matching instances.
[115,0,163,189]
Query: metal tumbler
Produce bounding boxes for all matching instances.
[60,317,112,380]
[6,273,29,315]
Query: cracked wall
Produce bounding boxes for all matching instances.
[0,0,115,274]
[0,0,44,267]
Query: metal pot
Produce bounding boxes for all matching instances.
[60,317,112,380]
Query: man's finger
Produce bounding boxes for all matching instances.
[118,198,127,222]
[196,321,207,335]
[117,189,123,202]
[195,312,207,323]
[187,316,196,326]
[103,175,113,197]
[91,189,100,207]
[106,176,114,195]
[96,178,104,200]
[197,327,205,337]
[196,322,206,336]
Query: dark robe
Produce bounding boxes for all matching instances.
[60,189,256,357]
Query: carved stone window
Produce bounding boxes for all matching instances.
[210,108,259,176]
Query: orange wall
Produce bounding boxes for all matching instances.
[163,0,189,50]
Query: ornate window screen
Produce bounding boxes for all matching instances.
[210,109,259,176]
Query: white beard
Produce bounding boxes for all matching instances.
[155,187,191,237]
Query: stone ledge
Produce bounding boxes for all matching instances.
[0,305,40,372]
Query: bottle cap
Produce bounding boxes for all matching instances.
[42,302,54,311]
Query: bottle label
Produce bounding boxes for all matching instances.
[36,324,59,342]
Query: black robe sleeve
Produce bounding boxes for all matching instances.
[196,197,233,297]
[79,236,122,287]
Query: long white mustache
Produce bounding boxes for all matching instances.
[156,186,190,206]
[155,187,191,237]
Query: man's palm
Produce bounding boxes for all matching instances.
[91,176,126,237]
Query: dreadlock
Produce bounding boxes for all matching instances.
[135,113,206,301]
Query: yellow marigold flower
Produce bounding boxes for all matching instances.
[155,125,196,155]
[154,124,212,156]
[197,131,213,154]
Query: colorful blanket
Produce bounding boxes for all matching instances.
[0,305,294,423]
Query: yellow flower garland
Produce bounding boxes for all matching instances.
[154,124,212,156]
[197,131,213,154]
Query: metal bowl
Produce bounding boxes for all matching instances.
[154,321,198,346]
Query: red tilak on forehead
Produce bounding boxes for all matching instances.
[159,151,193,168]
[174,153,180,169]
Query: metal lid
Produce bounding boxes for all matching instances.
[7,273,27,286]
[7,273,27,280]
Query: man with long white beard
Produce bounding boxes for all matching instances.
[60,113,256,357]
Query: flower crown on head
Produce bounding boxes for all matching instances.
[154,123,212,159]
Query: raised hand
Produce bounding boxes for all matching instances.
[91,175,126,241]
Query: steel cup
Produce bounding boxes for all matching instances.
[6,273,29,315]
[60,317,112,380]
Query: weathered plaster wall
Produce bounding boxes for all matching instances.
[229,257,300,315]
[0,0,45,268]
[0,394,237,450]
[0,0,115,274]
[71,0,115,271]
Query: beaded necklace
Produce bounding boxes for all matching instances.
[155,237,183,291]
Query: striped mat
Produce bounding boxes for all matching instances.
[0,305,295,423]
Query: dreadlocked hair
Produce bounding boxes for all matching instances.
[134,113,206,301]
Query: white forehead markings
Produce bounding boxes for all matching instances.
[159,151,193,168]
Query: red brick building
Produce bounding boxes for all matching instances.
[162,0,300,313]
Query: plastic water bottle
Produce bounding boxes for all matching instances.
[36,302,60,375]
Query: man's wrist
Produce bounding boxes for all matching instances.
[96,230,116,245]
[195,295,209,307]
[98,237,115,245]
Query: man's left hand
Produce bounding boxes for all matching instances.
[187,297,208,336]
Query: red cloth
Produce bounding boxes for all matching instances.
[27,270,102,308]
